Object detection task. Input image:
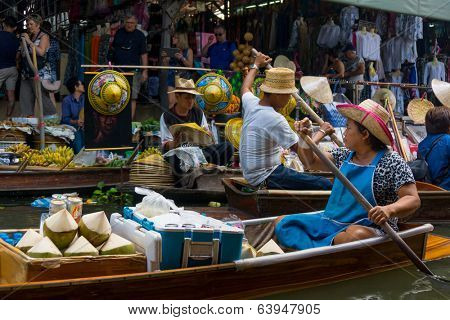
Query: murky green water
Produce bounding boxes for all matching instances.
[0,197,448,300]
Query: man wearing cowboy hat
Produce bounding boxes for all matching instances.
[239,53,333,190]
[160,77,233,181]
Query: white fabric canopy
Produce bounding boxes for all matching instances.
[326,0,450,21]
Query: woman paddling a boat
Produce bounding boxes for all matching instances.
[275,99,421,250]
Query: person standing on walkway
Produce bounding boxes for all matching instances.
[201,25,236,70]
[110,15,148,120]
[0,16,20,117]
[61,77,85,154]
[20,14,56,116]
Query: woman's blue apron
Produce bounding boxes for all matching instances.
[275,150,385,250]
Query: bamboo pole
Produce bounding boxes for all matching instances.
[31,47,45,150]
[385,100,409,160]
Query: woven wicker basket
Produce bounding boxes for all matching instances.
[32,134,67,149]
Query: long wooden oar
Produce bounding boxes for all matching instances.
[385,99,408,160]
[251,49,344,148]
[124,140,143,168]
[298,132,434,276]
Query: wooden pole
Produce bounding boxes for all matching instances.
[31,45,45,150]
[385,100,408,160]
[299,132,434,277]
[251,49,344,148]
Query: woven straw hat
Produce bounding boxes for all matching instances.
[407,99,434,124]
[260,67,298,94]
[169,123,214,147]
[431,79,450,107]
[168,78,202,95]
[224,118,243,149]
[337,99,394,146]
[372,88,396,110]
[300,76,333,104]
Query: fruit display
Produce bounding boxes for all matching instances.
[224,95,241,113]
[9,145,75,167]
[137,147,162,161]
[17,209,136,259]
[230,32,255,72]
[106,158,127,167]
[6,143,31,160]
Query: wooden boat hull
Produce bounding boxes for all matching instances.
[0,167,130,196]
[223,178,450,222]
[0,224,435,299]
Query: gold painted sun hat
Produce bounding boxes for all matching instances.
[195,73,232,113]
[168,77,202,95]
[224,118,243,149]
[300,76,333,104]
[337,99,394,146]
[431,79,450,108]
[260,67,298,95]
[407,99,434,124]
[88,70,131,115]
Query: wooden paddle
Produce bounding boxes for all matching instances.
[251,49,344,148]
[124,140,143,168]
[384,99,409,160]
[298,132,434,276]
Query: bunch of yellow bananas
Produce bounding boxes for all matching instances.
[7,143,31,157]
[137,147,162,161]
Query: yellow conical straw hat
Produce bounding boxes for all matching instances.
[224,118,243,149]
[407,99,434,124]
[431,79,450,108]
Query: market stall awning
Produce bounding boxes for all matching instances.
[326,0,450,21]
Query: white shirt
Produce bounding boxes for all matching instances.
[159,112,209,145]
[355,31,381,61]
[239,92,299,187]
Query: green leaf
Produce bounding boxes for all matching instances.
[93,190,103,196]
[97,181,105,190]
[108,187,118,193]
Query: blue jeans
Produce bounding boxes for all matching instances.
[72,129,84,154]
[266,165,332,190]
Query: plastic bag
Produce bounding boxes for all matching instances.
[163,146,207,172]
[134,187,179,218]
[282,152,304,172]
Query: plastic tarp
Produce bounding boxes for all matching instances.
[326,0,450,22]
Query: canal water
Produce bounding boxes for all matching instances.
[0,196,448,300]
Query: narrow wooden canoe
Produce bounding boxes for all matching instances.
[0,167,130,196]
[223,178,450,222]
[0,221,445,299]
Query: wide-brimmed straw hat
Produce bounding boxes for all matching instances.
[337,99,394,146]
[372,88,396,110]
[300,76,333,104]
[407,99,434,124]
[168,78,202,95]
[260,67,298,94]
[431,79,450,108]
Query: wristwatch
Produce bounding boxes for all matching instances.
[249,64,258,71]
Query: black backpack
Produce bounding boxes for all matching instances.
[408,135,446,183]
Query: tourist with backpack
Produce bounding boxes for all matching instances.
[418,107,450,190]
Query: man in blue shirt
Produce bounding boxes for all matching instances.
[110,15,148,120]
[0,16,19,117]
[61,77,85,154]
[201,25,236,70]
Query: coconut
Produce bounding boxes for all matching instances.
[100,233,135,255]
[43,209,78,250]
[27,237,62,258]
[64,236,99,257]
[78,211,111,247]
[15,229,43,253]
